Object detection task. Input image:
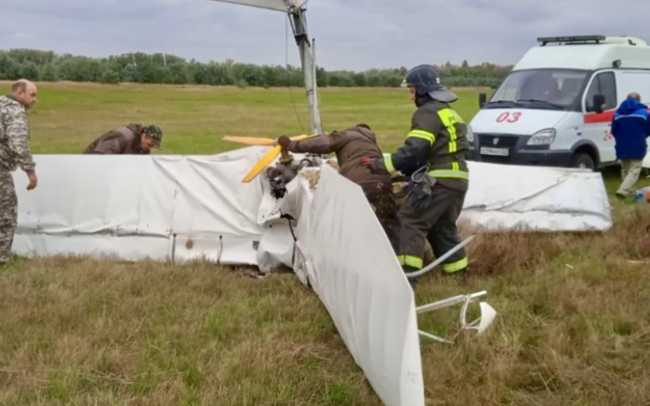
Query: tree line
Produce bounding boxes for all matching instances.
[0,49,513,88]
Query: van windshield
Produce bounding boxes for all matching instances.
[488,69,589,110]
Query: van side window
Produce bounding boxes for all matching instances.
[585,72,617,112]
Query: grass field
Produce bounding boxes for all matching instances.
[22,82,488,154]
[2,81,650,405]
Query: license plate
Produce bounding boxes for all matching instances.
[480,147,509,156]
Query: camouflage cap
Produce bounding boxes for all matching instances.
[143,125,163,148]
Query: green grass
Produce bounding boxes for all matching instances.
[23,81,482,155]
[1,81,650,405]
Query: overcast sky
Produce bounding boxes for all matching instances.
[2,0,649,71]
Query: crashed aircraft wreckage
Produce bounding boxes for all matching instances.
[10,0,613,405]
[12,150,612,406]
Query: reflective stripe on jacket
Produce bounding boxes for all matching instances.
[381,100,470,190]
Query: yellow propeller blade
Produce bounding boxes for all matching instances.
[224,134,317,146]
[242,145,282,183]
[239,133,320,183]
[290,134,318,141]
[223,135,275,146]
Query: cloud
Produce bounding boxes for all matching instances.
[1,0,648,71]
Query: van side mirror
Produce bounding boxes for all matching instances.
[593,94,606,114]
[479,93,487,108]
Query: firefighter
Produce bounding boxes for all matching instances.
[362,64,470,286]
[277,124,397,240]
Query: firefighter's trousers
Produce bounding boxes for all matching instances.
[394,182,468,274]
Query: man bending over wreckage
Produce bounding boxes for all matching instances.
[277,124,397,239]
[83,124,163,154]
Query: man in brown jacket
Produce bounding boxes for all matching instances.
[83,124,163,154]
[277,124,397,239]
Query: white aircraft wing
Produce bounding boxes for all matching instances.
[205,0,310,12]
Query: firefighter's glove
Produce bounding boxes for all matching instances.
[407,179,434,210]
[277,135,291,149]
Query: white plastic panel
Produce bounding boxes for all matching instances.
[279,166,425,406]
[11,148,270,264]
[461,161,612,232]
[12,151,613,263]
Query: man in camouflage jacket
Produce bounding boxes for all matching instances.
[0,79,39,266]
[83,124,163,154]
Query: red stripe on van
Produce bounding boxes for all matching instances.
[583,109,615,124]
[584,107,650,124]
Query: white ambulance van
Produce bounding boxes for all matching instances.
[467,35,650,170]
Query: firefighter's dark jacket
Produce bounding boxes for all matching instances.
[370,99,470,191]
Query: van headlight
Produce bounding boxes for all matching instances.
[466,125,474,142]
[527,128,556,145]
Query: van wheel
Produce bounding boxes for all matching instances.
[570,152,595,170]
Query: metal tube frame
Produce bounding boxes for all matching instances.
[288,6,322,136]
[416,291,489,344]
[408,236,494,344]
[405,235,475,279]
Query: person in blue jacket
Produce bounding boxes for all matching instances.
[611,92,650,200]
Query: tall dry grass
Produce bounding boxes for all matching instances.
[413,205,650,405]
[463,205,650,276]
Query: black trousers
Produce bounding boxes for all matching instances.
[394,183,468,274]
